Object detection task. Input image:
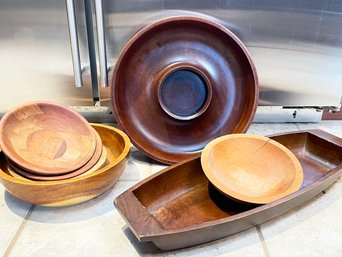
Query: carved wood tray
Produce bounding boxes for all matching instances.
[114,130,342,250]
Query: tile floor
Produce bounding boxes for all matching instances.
[0,121,341,257]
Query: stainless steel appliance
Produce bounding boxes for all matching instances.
[1,0,341,122]
[0,0,93,110]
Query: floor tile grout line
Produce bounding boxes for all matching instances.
[3,205,35,257]
[256,225,271,257]
[294,123,301,130]
[117,179,141,182]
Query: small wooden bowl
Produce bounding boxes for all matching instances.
[7,128,103,181]
[0,124,130,206]
[0,102,97,175]
[6,147,108,181]
[201,134,303,204]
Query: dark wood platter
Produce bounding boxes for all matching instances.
[114,130,342,250]
[111,16,258,164]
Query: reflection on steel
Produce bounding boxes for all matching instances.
[101,1,342,107]
[0,0,93,109]
[0,1,340,111]
[95,0,109,88]
[66,0,83,87]
[254,106,323,123]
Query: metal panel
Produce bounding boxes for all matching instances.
[99,0,342,107]
[254,106,323,123]
[0,0,94,111]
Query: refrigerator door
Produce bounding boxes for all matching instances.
[0,0,95,111]
[98,0,342,107]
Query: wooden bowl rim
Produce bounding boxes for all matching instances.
[0,123,131,185]
[6,127,103,181]
[156,62,213,121]
[201,134,304,204]
[111,15,259,164]
[0,101,97,174]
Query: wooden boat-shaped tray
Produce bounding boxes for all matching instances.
[114,130,342,250]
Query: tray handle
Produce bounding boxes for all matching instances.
[114,191,164,240]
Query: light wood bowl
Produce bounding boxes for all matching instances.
[0,102,97,175]
[0,124,130,206]
[7,147,108,181]
[201,134,303,204]
[7,128,103,181]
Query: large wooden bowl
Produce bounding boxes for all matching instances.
[0,102,97,175]
[112,15,258,164]
[0,124,130,206]
[201,134,303,204]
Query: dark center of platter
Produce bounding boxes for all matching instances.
[159,69,209,120]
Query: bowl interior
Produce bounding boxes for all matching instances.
[201,134,303,204]
[4,127,103,181]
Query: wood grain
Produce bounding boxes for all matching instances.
[8,128,103,181]
[114,129,342,250]
[0,102,96,175]
[7,146,108,181]
[112,16,258,164]
[201,134,303,204]
[0,124,130,206]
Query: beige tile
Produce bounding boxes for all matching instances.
[138,228,266,257]
[6,181,139,257]
[150,160,168,175]
[297,121,342,138]
[120,146,152,181]
[260,181,342,257]
[125,147,169,180]
[5,180,267,257]
[7,212,140,257]
[9,212,141,257]
[248,123,298,136]
[0,184,32,256]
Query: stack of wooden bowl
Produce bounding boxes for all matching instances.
[0,102,130,206]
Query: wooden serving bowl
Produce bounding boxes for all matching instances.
[112,15,258,164]
[0,102,97,175]
[7,128,103,181]
[7,146,108,181]
[0,124,130,206]
[201,134,303,204]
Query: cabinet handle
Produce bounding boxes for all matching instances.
[95,0,109,87]
[66,0,83,87]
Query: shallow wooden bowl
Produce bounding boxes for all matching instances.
[7,146,108,182]
[0,102,97,175]
[0,124,130,206]
[201,134,303,204]
[112,15,258,164]
[8,128,103,181]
